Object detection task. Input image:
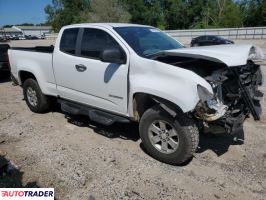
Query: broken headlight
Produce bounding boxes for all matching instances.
[248,46,264,63]
[196,85,228,121]
[197,85,214,103]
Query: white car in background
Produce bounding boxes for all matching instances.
[18,35,26,40]
[8,23,264,165]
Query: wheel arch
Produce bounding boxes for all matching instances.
[19,70,37,85]
[17,69,52,95]
[132,92,184,121]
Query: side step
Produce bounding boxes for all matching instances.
[58,99,130,126]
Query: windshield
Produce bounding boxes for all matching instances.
[114,27,183,57]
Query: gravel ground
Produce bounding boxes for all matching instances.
[0,40,266,200]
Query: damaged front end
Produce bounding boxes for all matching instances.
[195,61,263,134]
[152,45,264,134]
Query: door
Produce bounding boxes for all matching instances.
[53,27,129,115]
[198,36,207,46]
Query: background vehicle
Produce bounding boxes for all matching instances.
[10,35,20,40]
[25,35,38,40]
[191,35,234,47]
[18,35,26,40]
[38,35,46,39]
[31,35,39,40]
[8,24,263,165]
[0,36,9,42]
[0,44,10,77]
[24,35,31,40]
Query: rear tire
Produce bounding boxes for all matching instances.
[23,78,50,113]
[139,105,199,165]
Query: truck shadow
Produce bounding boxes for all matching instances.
[0,155,39,188]
[62,110,244,157]
[197,129,245,156]
[64,113,140,142]
[52,104,245,161]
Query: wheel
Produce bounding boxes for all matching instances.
[139,105,199,165]
[23,78,50,113]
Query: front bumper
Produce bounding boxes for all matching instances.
[196,62,263,134]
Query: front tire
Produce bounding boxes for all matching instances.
[23,78,50,113]
[139,105,199,165]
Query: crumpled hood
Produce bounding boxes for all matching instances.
[155,44,264,67]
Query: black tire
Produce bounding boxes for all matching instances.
[139,105,199,165]
[23,78,50,113]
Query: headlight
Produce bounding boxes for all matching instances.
[196,85,228,121]
[197,85,213,102]
[248,46,264,61]
[197,85,218,109]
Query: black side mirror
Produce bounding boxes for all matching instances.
[100,47,126,64]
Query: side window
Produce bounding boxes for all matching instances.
[60,28,79,55]
[80,28,120,59]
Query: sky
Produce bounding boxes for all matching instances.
[0,0,52,26]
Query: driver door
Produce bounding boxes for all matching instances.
[53,27,129,115]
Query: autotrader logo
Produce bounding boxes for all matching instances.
[0,188,54,199]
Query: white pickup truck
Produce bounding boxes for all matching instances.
[8,23,264,165]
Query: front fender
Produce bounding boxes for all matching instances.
[128,55,212,117]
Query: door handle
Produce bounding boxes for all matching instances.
[75,64,87,72]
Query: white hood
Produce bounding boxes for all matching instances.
[163,44,264,67]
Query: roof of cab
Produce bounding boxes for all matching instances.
[62,23,152,29]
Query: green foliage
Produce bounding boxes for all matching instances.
[123,0,166,27]
[82,0,131,23]
[44,0,266,31]
[218,1,243,27]
[44,0,90,32]
[239,0,266,26]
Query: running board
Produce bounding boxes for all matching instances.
[58,99,130,126]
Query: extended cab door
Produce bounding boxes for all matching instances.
[53,27,129,115]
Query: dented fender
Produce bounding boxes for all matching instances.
[128,54,213,117]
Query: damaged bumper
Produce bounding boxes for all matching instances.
[195,61,263,134]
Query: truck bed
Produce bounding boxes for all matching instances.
[8,47,56,95]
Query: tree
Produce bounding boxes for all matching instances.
[44,0,90,32]
[124,0,166,28]
[164,0,189,29]
[82,0,131,23]
[217,1,242,27]
[3,25,12,28]
[239,0,266,26]
[44,0,265,31]
[45,0,130,31]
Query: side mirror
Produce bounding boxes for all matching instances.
[100,47,126,64]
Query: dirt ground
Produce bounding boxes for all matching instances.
[0,39,266,200]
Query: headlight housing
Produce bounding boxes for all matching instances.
[248,46,264,61]
[197,85,215,103]
[196,85,227,121]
